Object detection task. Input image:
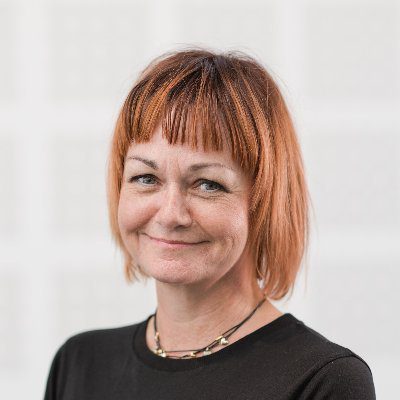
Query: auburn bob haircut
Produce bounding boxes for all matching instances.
[106,48,310,300]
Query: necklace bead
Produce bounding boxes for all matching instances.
[203,347,212,356]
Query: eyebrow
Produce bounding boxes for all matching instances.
[126,156,235,172]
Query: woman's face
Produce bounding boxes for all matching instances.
[118,124,253,286]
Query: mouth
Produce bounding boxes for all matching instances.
[143,234,206,248]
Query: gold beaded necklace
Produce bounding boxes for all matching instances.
[152,293,267,359]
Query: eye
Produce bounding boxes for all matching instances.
[196,179,226,193]
[127,175,226,193]
[128,174,157,185]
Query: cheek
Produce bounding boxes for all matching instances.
[200,199,249,243]
[117,192,153,233]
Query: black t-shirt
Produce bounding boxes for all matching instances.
[43,313,376,399]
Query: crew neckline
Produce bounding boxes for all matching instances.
[132,312,298,371]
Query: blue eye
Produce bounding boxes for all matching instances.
[128,174,156,185]
[197,180,225,193]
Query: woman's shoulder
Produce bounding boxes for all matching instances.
[49,319,148,374]
[44,319,147,399]
[65,320,141,346]
[58,319,145,361]
[270,313,376,399]
[297,354,376,399]
[272,313,366,359]
[275,313,372,369]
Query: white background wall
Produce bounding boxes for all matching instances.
[1,0,399,398]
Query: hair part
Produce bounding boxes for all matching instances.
[106,47,310,300]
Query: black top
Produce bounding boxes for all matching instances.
[43,313,376,399]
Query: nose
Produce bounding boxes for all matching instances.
[154,183,192,229]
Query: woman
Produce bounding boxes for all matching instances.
[44,48,376,399]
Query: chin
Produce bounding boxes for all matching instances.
[145,260,204,285]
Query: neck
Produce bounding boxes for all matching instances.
[146,259,282,356]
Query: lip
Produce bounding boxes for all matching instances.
[144,234,205,248]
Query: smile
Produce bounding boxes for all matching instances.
[144,234,206,249]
